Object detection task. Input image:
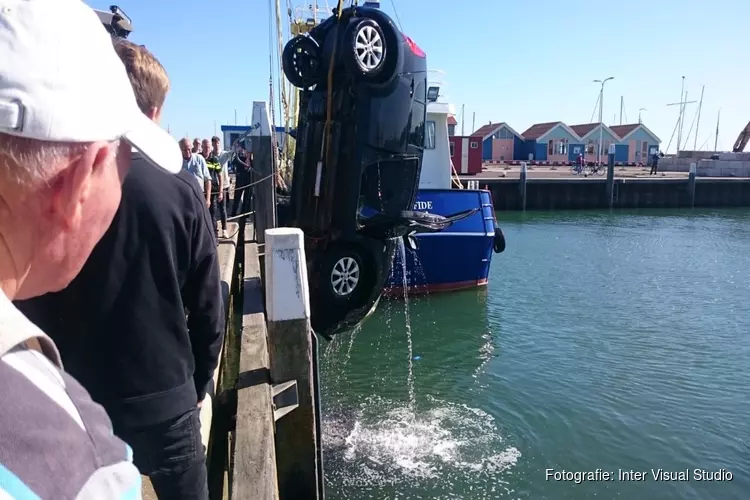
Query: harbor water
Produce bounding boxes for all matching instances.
[321,209,750,499]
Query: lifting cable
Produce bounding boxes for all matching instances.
[450,159,464,189]
[323,0,345,167]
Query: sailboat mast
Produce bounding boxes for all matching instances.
[461,104,465,136]
[472,112,475,134]
[619,96,623,125]
[679,91,691,152]
[714,109,720,151]
[677,76,685,153]
[693,85,704,151]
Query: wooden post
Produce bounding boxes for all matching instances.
[251,101,277,245]
[688,162,697,207]
[265,228,320,499]
[519,162,527,211]
[606,145,616,208]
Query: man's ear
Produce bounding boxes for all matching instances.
[49,141,113,230]
[147,106,162,123]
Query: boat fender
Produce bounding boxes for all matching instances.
[493,227,506,254]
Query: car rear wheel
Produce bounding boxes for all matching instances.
[343,18,394,83]
[282,35,322,88]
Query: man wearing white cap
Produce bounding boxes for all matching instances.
[0,0,181,498]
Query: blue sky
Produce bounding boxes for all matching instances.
[89,0,747,153]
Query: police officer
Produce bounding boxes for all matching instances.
[201,139,228,237]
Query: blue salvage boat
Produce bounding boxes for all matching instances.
[384,71,505,295]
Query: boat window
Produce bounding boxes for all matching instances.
[424,121,436,149]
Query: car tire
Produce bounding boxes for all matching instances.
[343,18,393,83]
[321,244,372,304]
[282,35,322,88]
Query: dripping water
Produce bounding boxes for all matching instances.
[397,237,416,414]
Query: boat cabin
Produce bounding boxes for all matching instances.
[419,72,458,189]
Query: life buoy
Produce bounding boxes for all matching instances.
[493,227,506,253]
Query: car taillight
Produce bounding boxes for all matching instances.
[403,34,426,58]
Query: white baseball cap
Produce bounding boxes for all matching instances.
[0,0,181,174]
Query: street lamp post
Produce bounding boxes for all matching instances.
[593,77,614,166]
[639,108,647,124]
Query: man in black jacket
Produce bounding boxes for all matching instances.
[15,40,222,500]
[231,146,254,216]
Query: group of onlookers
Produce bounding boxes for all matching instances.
[178,135,254,240]
[0,1,241,498]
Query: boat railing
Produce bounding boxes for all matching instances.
[290,3,332,35]
[426,69,450,104]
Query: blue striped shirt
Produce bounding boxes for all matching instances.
[0,290,142,499]
[182,153,211,190]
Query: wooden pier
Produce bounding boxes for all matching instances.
[465,163,750,211]
[142,101,324,500]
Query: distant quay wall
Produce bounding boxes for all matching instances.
[660,151,750,177]
[470,176,750,211]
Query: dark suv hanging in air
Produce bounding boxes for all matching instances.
[281,5,472,337]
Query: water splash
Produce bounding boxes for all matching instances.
[323,394,521,498]
[397,238,416,413]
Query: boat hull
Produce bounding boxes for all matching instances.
[384,188,498,295]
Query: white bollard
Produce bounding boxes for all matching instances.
[263,227,319,497]
[264,228,310,322]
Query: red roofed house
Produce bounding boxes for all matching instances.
[471,122,525,161]
[610,123,661,164]
[447,115,457,136]
[520,121,582,163]
[569,122,620,163]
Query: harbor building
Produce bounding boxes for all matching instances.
[610,124,661,164]
[447,115,457,136]
[520,122,581,163]
[471,122,525,162]
[569,123,620,162]
[472,121,661,165]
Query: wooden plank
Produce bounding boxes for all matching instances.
[201,222,239,449]
[230,239,279,500]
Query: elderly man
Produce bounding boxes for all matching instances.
[180,137,211,205]
[18,39,222,500]
[0,0,181,497]
[192,137,202,154]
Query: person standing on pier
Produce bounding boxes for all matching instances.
[16,39,222,500]
[211,136,233,231]
[0,0,185,497]
[201,138,228,238]
[232,146,255,216]
[180,137,212,206]
[192,137,202,154]
[650,151,660,175]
